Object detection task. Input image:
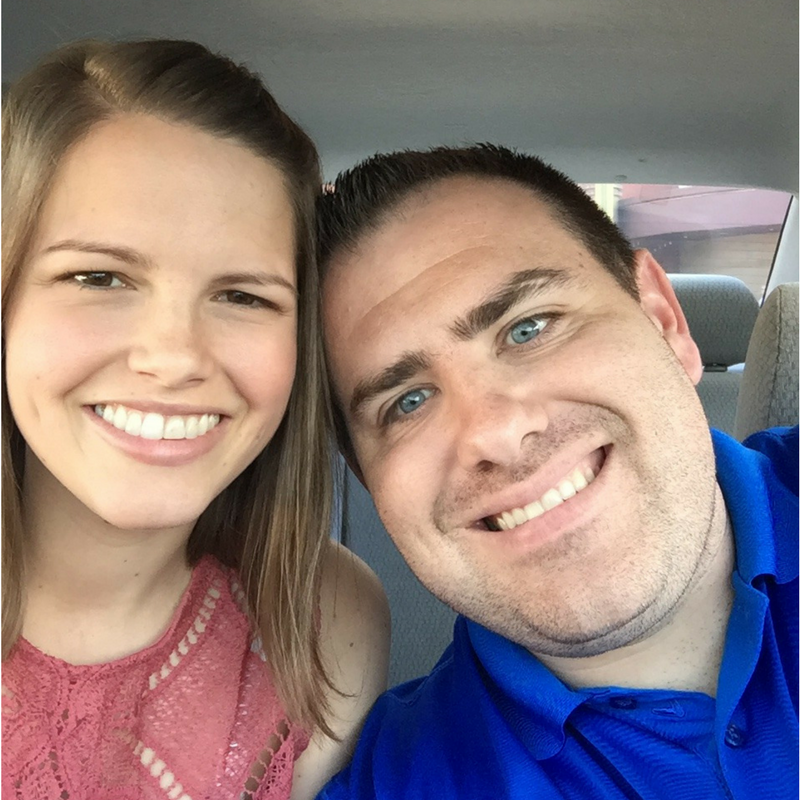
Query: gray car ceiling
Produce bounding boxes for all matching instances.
[3,0,797,191]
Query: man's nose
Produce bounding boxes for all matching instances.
[453,386,549,470]
[126,300,213,389]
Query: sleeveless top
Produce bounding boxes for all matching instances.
[2,556,310,800]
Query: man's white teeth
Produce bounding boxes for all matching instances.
[491,465,597,531]
[541,488,564,511]
[93,404,221,441]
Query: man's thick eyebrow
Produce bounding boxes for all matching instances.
[450,268,575,340]
[41,239,153,268]
[349,351,431,419]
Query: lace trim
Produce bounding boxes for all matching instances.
[229,578,248,616]
[116,731,193,800]
[19,749,69,799]
[118,718,292,800]
[3,684,21,718]
[144,578,223,694]
[240,718,292,800]
[229,578,267,662]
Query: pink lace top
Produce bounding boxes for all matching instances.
[2,556,310,800]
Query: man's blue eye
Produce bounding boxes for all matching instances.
[396,388,432,416]
[507,317,546,345]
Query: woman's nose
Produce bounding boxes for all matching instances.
[126,301,213,389]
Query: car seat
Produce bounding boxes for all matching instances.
[734,282,799,439]
[668,274,759,436]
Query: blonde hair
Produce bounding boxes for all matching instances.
[2,39,337,737]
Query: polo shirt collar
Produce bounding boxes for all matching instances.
[712,428,798,586]
[464,618,584,759]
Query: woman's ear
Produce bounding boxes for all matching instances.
[634,249,704,386]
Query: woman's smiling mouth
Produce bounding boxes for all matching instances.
[93,403,222,441]
[86,403,230,467]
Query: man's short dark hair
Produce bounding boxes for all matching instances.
[317,143,638,298]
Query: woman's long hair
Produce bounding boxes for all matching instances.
[2,39,337,737]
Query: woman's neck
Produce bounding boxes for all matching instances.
[21,454,196,664]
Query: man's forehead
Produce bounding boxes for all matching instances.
[326,177,582,306]
[324,177,586,327]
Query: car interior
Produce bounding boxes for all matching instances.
[4,0,797,688]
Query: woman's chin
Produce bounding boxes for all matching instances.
[85,498,205,535]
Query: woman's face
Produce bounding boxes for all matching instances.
[5,114,299,530]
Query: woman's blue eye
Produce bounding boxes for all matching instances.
[506,317,547,345]
[395,388,432,416]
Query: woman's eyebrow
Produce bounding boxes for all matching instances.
[41,239,152,267]
[209,272,297,294]
[39,242,297,294]
[449,268,575,341]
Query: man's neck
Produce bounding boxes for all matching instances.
[20,455,195,664]
[538,487,735,697]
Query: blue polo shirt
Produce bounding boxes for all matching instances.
[319,427,798,799]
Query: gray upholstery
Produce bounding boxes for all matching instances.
[669,274,760,435]
[734,283,799,440]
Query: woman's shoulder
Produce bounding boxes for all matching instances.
[319,541,390,638]
[317,540,391,712]
[289,541,390,800]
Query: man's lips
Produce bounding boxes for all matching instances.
[469,445,608,530]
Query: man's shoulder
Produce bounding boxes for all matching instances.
[742,425,798,493]
[316,632,490,798]
[362,641,460,724]
[718,425,798,586]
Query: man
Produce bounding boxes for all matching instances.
[316,145,797,799]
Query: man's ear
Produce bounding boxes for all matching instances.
[634,249,703,386]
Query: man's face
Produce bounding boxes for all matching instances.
[324,176,718,658]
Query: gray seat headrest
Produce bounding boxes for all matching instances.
[669,274,759,368]
[734,283,799,440]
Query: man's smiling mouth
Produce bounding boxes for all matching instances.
[482,447,607,531]
[93,403,222,441]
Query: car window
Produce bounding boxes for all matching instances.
[582,184,793,300]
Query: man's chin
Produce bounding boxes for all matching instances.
[472,597,669,660]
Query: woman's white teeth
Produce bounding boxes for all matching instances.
[94,404,220,441]
[491,465,597,530]
[113,405,127,430]
[185,416,199,439]
[140,413,165,440]
[125,412,143,436]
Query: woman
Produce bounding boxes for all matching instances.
[1,39,389,799]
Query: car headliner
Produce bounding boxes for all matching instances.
[3,0,797,192]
